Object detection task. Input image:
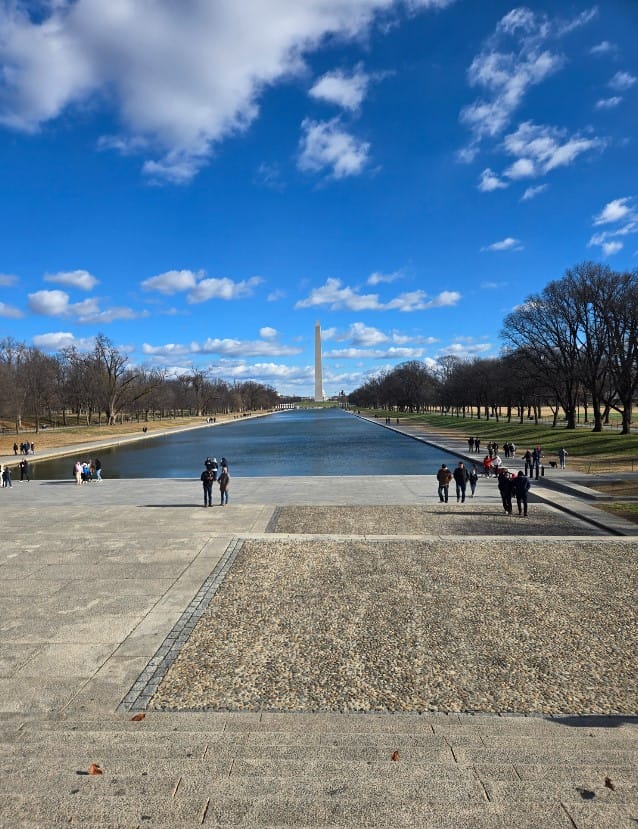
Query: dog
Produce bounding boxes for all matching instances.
[548,461,558,468]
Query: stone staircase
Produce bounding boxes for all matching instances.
[2,711,637,828]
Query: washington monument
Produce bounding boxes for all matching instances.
[314,321,324,402]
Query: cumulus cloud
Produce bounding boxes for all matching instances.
[478,167,507,191]
[259,326,277,339]
[367,270,402,285]
[502,121,605,177]
[345,322,389,347]
[595,96,622,110]
[309,65,370,111]
[27,289,144,323]
[141,269,261,303]
[0,301,23,318]
[481,237,523,252]
[459,6,596,155]
[44,269,99,290]
[588,197,637,257]
[608,71,637,92]
[0,0,454,183]
[31,332,96,351]
[192,338,301,358]
[295,278,460,312]
[590,40,615,56]
[325,346,424,359]
[298,118,370,178]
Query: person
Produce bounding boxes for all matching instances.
[492,454,502,476]
[211,457,219,481]
[200,465,214,507]
[497,469,513,514]
[558,447,568,469]
[19,458,29,482]
[513,471,531,516]
[453,461,469,503]
[81,461,91,483]
[204,457,214,472]
[73,461,82,486]
[2,466,12,487]
[474,438,480,454]
[0,463,4,487]
[468,465,479,497]
[221,456,228,471]
[467,437,474,452]
[531,446,542,480]
[436,463,452,503]
[94,458,103,481]
[482,455,492,477]
[523,449,533,476]
[13,442,18,455]
[218,466,230,506]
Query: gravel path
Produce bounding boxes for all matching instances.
[267,504,603,536]
[150,537,636,716]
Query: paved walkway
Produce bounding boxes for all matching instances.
[1,425,637,827]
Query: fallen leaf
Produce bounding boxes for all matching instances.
[391,750,400,762]
[576,787,595,800]
[604,777,616,792]
[88,763,103,776]
[130,713,146,722]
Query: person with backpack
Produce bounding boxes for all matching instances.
[200,465,214,507]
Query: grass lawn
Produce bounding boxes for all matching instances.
[360,409,638,473]
[596,503,638,525]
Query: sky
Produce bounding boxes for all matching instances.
[0,0,637,398]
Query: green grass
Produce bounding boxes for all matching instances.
[597,503,638,524]
[360,409,638,462]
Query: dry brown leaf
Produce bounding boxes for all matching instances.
[88,763,103,776]
[130,713,146,722]
[604,777,616,792]
[391,750,400,762]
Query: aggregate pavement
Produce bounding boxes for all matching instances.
[0,421,636,827]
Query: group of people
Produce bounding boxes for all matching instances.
[200,456,230,506]
[13,441,34,455]
[437,460,531,516]
[1,458,31,486]
[73,459,102,484]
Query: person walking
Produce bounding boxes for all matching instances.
[497,469,514,515]
[453,461,469,503]
[532,446,542,479]
[513,471,531,516]
[94,458,103,481]
[200,465,214,507]
[436,464,452,503]
[73,461,82,485]
[558,447,568,469]
[218,466,230,506]
[468,465,479,497]
[3,466,12,487]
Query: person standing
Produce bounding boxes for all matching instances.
[2,466,12,487]
[468,465,479,497]
[200,465,214,507]
[94,458,103,481]
[218,466,230,506]
[532,446,542,479]
[73,461,82,486]
[558,447,568,469]
[19,458,29,481]
[513,471,531,516]
[436,464,452,503]
[13,442,18,455]
[453,461,469,503]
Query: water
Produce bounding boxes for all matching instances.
[26,408,462,479]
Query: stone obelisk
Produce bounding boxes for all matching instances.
[314,321,324,402]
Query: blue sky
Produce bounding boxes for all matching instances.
[0,1,637,397]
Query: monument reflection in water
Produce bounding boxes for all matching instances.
[30,408,460,479]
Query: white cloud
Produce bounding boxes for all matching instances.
[0,272,18,286]
[590,40,615,56]
[28,289,73,316]
[0,301,23,318]
[0,0,453,183]
[31,332,95,351]
[609,71,637,92]
[44,269,99,290]
[367,270,402,285]
[478,167,508,191]
[309,65,370,111]
[594,197,633,225]
[295,278,460,312]
[27,289,144,323]
[298,118,370,178]
[325,346,424,359]
[481,237,523,252]
[187,276,262,304]
[521,183,548,201]
[346,322,389,347]
[602,241,623,256]
[502,121,605,176]
[259,326,278,339]
[192,338,301,357]
[141,343,191,357]
[459,7,595,152]
[595,96,622,110]
[267,289,286,302]
[141,269,201,295]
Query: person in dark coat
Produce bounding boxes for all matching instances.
[200,466,214,507]
[497,469,514,514]
[19,458,29,481]
[513,471,531,516]
[452,461,469,503]
[468,465,479,497]
[218,466,230,506]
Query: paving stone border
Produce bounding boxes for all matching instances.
[118,536,245,712]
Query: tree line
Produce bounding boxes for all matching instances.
[0,334,279,432]
[348,262,638,434]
